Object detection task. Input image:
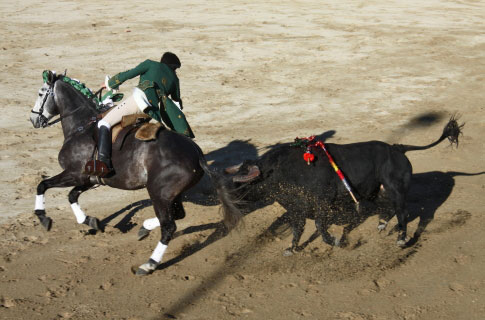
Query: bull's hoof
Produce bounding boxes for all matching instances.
[333,237,342,247]
[283,248,294,257]
[396,235,410,248]
[137,226,150,241]
[377,221,388,232]
[83,216,101,231]
[40,216,52,231]
[397,239,407,248]
[135,259,158,276]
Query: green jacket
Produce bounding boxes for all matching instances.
[108,59,194,138]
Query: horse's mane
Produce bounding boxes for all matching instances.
[44,70,105,113]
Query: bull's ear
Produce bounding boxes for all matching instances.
[42,70,57,85]
[232,165,261,183]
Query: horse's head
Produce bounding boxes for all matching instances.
[30,70,59,128]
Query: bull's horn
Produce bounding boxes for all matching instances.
[232,165,260,183]
[224,163,243,174]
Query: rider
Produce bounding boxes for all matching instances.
[90,52,194,176]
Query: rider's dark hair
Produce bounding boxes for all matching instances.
[161,52,181,71]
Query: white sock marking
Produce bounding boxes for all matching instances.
[150,241,168,263]
[143,217,160,230]
[71,203,87,224]
[35,195,45,210]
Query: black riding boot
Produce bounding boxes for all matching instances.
[97,125,113,175]
[84,125,114,177]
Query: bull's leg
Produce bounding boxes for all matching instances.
[34,171,78,231]
[377,209,394,232]
[283,214,306,256]
[68,184,101,231]
[136,197,176,275]
[394,199,409,247]
[315,215,337,246]
[384,185,409,247]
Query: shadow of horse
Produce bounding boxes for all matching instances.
[101,199,153,233]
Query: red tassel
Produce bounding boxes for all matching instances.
[303,151,315,165]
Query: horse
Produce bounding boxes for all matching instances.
[29,70,242,275]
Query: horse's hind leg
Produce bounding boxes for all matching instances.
[35,171,78,230]
[136,196,176,275]
[68,184,101,231]
[137,195,185,241]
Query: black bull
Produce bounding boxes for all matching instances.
[227,118,463,252]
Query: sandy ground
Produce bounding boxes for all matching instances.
[1,0,485,319]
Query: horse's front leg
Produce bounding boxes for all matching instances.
[34,171,78,230]
[68,184,101,231]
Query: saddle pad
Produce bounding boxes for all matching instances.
[135,122,164,141]
[121,113,151,127]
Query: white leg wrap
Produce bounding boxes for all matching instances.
[150,242,168,263]
[71,203,87,224]
[97,119,111,129]
[35,195,45,210]
[143,217,161,230]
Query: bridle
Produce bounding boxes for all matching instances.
[31,84,55,128]
[31,80,96,129]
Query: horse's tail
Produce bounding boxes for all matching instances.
[196,148,243,231]
[393,115,464,153]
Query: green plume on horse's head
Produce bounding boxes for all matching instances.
[42,70,57,85]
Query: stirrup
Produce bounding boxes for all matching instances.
[84,160,112,177]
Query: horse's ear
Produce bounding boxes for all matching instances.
[42,70,57,85]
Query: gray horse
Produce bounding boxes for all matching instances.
[29,70,242,275]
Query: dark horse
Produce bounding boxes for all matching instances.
[29,70,242,275]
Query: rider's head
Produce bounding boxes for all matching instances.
[161,52,181,71]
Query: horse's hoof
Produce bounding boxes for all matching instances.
[135,259,158,276]
[84,216,101,231]
[135,268,152,276]
[41,216,52,231]
[137,226,150,241]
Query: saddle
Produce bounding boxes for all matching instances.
[112,113,165,148]
[96,110,165,147]
[84,112,165,177]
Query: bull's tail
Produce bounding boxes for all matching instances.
[197,149,243,231]
[393,115,464,153]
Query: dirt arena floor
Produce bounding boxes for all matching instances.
[1,0,484,319]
